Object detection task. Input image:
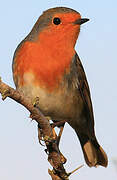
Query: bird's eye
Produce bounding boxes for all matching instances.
[53,17,61,25]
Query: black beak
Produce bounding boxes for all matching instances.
[74,18,89,25]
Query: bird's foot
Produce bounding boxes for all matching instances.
[37,118,54,146]
[38,120,67,164]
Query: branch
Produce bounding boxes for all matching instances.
[0,78,83,179]
[0,78,69,179]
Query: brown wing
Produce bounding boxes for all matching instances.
[75,53,95,131]
[74,54,108,167]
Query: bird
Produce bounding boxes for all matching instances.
[12,7,108,167]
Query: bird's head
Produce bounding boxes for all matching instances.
[28,7,89,48]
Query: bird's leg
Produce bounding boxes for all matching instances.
[51,120,66,147]
[57,122,66,164]
[57,122,65,147]
[49,120,66,165]
[37,119,67,164]
[37,119,66,146]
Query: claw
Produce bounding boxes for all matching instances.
[45,148,49,155]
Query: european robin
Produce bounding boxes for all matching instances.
[12,7,108,167]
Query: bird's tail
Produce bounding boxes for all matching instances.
[76,132,108,167]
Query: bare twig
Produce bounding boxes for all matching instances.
[0,78,68,179]
[0,78,83,179]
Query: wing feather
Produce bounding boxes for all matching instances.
[75,53,94,130]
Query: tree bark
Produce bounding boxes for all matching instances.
[0,78,69,180]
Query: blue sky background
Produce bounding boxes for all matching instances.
[0,0,117,179]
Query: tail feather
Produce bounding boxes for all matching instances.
[77,133,108,167]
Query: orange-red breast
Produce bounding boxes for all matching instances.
[12,7,108,167]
